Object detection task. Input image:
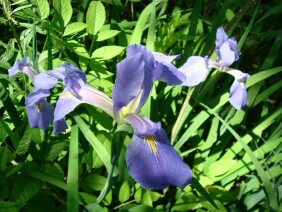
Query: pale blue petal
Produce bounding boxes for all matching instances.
[179,56,209,86]
[33,73,58,90]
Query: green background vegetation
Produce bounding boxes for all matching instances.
[0,0,281,211]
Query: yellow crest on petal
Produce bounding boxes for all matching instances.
[146,135,158,155]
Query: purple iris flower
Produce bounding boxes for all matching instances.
[215,27,240,68]
[112,44,193,189]
[8,57,37,79]
[33,62,113,135]
[25,89,54,130]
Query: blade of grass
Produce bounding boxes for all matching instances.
[146,0,156,51]
[130,3,153,45]
[74,115,112,174]
[96,130,125,203]
[200,102,279,211]
[67,124,79,212]
[32,6,38,71]
[191,177,218,209]
[29,171,67,191]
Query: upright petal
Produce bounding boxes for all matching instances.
[8,57,36,79]
[112,45,154,120]
[179,56,209,86]
[215,28,240,67]
[126,128,192,189]
[215,27,228,50]
[153,53,185,85]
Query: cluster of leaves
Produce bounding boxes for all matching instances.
[0,0,281,211]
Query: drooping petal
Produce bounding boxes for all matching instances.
[112,45,154,120]
[53,88,84,134]
[229,80,248,110]
[215,27,228,50]
[25,89,54,130]
[153,53,185,85]
[33,73,58,90]
[126,128,193,189]
[53,119,68,136]
[227,69,250,110]
[25,89,51,106]
[53,88,85,123]
[179,56,209,86]
[215,28,240,67]
[123,113,160,137]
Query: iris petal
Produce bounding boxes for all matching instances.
[123,113,160,136]
[126,128,192,189]
[227,69,250,110]
[53,88,84,135]
[179,56,209,86]
[215,27,228,51]
[215,28,240,67]
[25,89,54,130]
[153,56,186,85]
[33,73,58,90]
[8,57,36,79]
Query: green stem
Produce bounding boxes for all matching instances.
[171,87,195,143]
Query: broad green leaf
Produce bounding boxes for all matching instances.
[15,126,32,155]
[0,146,15,172]
[63,22,86,36]
[0,39,15,63]
[86,1,105,37]
[66,40,90,58]
[30,0,49,20]
[91,46,124,60]
[0,201,21,211]
[11,176,42,205]
[118,181,130,203]
[45,141,66,161]
[53,0,72,27]
[225,9,235,22]
[80,174,106,191]
[96,30,120,41]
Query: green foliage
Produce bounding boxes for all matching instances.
[0,0,281,211]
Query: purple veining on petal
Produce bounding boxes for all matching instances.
[126,127,193,189]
